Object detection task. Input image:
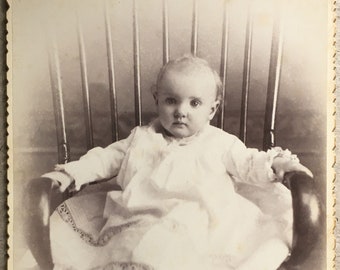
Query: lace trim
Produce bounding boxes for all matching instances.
[92,261,154,270]
[57,203,140,246]
[54,261,154,270]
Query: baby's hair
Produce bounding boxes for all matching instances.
[156,55,223,102]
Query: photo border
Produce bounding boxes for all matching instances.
[4,0,337,269]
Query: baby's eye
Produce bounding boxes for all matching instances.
[190,99,201,107]
[165,98,176,105]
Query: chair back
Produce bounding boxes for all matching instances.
[47,0,284,164]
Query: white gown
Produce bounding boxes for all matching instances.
[49,119,293,270]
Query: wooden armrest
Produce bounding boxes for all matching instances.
[23,177,68,270]
[280,171,322,269]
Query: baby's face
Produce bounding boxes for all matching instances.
[156,70,219,138]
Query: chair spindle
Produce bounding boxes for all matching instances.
[133,0,142,126]
[77,17,94,149]
[47,37,70,164]
[217,0,229,129]
[104,1,119,142]
[191,0,198,56]
[263,15,284,151]
[239,10,254,144]
[162,0,170,64]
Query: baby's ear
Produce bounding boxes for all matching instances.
[209,100,220,120]
[150,85,158,104]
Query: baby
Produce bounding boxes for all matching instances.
[43,55,312,270]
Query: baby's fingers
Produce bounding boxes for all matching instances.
[284,163,313,178]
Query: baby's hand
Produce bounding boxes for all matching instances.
[272,156,313,181]
[41,170,74,192]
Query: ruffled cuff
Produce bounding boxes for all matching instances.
[247,147,298,185]
[41,170,74,192]
[267,147,299,163]
[267,147,299,180]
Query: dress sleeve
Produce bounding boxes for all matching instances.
[223,137,294,185]
[55,128,137,190]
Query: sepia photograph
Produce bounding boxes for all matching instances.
[7,0,333,269]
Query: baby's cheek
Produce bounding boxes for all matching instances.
[162,108,173,118]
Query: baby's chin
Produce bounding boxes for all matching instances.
[164,127,198,139]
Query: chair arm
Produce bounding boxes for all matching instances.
[23,177,68,270]
[280,171,322,269]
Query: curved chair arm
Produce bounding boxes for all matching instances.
[23,177,67,270]
[280,171,322,269]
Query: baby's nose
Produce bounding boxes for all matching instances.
[174,104,188,118]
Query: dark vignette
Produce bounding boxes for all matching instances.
[0,1,9,270]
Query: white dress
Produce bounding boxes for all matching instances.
[49,119,293,270]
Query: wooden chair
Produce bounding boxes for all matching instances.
[23,0,322,269]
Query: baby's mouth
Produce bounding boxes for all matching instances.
[173,121,187,126]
